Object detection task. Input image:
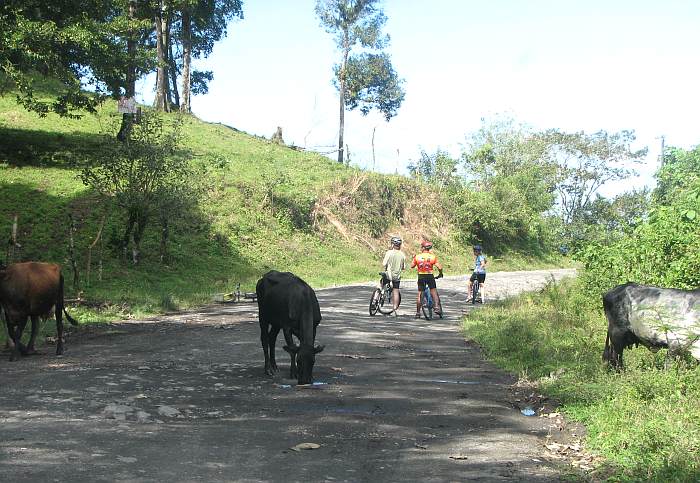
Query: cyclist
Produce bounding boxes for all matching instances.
[381,236,406,314]
[411,240,443,318]
[468,244,487,303]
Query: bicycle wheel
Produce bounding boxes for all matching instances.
[378,286,394,314]
[421,289,433,320]
[369,288,381,316]
[472,280,479,305]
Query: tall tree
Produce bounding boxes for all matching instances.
[179,0,243,113]
[316,0,404,163]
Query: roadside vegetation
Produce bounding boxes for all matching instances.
[463,145,700,481]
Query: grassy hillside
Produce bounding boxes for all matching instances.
[1,94,444,317]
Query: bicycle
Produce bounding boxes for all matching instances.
[470,275,482,304]
[369,272,401,316]
[420,273,443,320]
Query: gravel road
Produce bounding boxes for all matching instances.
[0,268,577,482]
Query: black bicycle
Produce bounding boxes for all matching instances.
[369,272,401,316]
[420,273,443,320]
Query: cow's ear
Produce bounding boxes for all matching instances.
[283,345,299,354]
[314,344,325,354]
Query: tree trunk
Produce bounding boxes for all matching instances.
[180,9,192,113]
[117,0,137,141]
[67,213,80,292]
[371,126,376,171]
[132,215,147,265]
[122,210,136,261]
[154,0,170,112]
[159,215,169,264]
[337,37,350,164]
[168,37,180,108]
[164,11,173,108]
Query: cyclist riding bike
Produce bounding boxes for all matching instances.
[468,244,487,303]
[411,240,443,318]
[381,236,406,315]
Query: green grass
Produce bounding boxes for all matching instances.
[462,279,700,481]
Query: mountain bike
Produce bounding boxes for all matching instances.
[421,273,443,320]
[470,274,483,305]
[369,272,401,316]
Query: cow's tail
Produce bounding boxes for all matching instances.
[58,273,79,326]
[63,307,78,326]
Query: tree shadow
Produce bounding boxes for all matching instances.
[0,126,111,169]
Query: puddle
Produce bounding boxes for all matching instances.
[278,381,329,390]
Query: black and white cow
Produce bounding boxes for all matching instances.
[602,283,700,368]
[256,271,323,384]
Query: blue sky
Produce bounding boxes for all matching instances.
[139,0,700,195]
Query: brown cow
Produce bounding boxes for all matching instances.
[0,262,78,361]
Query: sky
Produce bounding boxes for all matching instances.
[138,0,700,196]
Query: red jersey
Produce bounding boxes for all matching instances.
[412,252,439,274]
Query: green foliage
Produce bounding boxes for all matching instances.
[0,1,153,116]
[338,51,404,121]
[80,111,197,264]
[407,148,461,191]
[463,279,700,481]
[577,145,700,295]
[539,129,648,246]
[458,118,560,254]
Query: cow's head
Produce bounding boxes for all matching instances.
[285,344,324,385]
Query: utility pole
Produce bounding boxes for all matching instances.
[659,135,665,164]
[371,126,377,171]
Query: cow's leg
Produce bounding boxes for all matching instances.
[260,320,274,376]
[267,325,281,374]
[55,302,65,355]
[26,315,40,355]
[8,317,28,361]
[282,328,298,379]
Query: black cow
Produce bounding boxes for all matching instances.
[256,270,323,384]
[603,283,700,368]
[0,262,78,361]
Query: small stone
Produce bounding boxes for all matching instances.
[290,442,321,451]
[157,405,181,417]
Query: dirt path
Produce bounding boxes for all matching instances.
[0,269,576,482]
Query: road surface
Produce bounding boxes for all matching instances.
[0,269,578,482]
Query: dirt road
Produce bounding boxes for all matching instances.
[0,269,576,482]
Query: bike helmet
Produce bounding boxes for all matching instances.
[421,240,433,250]
[473,244,482,253]
[390,236,402,246]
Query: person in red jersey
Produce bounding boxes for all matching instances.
[411,240,443,318]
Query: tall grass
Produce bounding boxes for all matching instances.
[462,279,700,481]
